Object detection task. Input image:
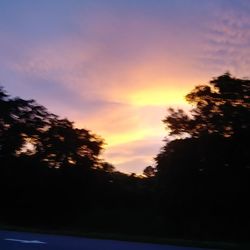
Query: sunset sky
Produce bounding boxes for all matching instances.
[1,0,250,173]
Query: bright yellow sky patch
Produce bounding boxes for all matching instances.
[129,87,188,106]
[102,128,151,147]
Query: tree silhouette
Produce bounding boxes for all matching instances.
[2,73,250,241]
[155,73,250,240]
[36,117,103,169]
[101,162,116,172]
[143,166,156,177]
[0,87,107,224]
[0,89,51,160]
[0,86,104,169]
[0,86,151,234]
[164,73,250,138]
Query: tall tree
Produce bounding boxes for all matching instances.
[0,88,51,159]
[155,73,250,239]
[36,117,104,169]
[164,73,250,138]
[0,87,104,169]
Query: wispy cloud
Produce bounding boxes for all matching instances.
[1,0,250,173]
[199,0,250,76]
[104,137,163,174]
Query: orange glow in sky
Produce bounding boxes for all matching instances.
[1,0,250,173]
[129,87,187,106]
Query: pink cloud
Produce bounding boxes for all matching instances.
[2,1,250,173]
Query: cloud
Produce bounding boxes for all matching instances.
[0,1,202,174]
[198,1,250,76]
[104,137,163,174]
[75,103,167,145]
[1,0,249,173]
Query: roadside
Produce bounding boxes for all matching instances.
[0,223,247,250]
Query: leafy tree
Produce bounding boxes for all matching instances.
[0,86,154,235]
[0,88,52,159]
[164,73,250,138]
[155,73,250,240]
[36,117,103,169]
[158,73,250,179]
[0,86,104,170]
[143,166,156,177]
[101,162,115,172]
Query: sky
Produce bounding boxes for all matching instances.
[1,0,250,174]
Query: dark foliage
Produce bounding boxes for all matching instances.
[1,73,250,243]
[0,87,153,234]
[155,73,250,240]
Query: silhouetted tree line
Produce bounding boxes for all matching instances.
[154,73,250,241]
[0,73,249,242]
[0,87,150,232]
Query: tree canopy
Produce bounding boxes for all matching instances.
[164,73,250,138]
[0,87,104,169]
[1,74,250,241]
[0,86,151,234]
[155,73,250,239]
